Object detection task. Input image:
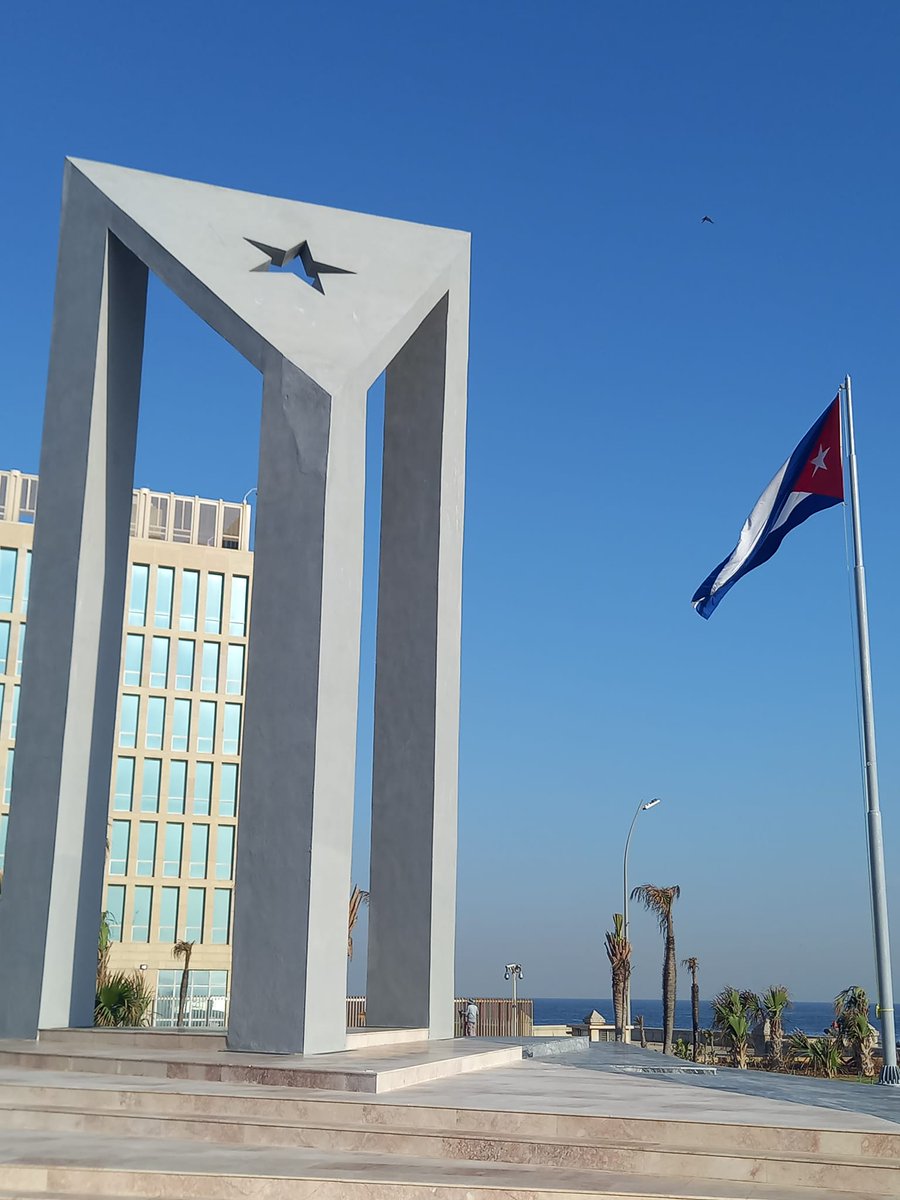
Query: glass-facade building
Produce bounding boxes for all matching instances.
[0,470,251,1026]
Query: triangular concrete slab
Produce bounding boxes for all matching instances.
[69,158,469,393]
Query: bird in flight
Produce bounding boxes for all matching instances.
[701,215,714,224]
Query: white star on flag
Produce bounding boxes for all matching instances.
[811,443,829,474]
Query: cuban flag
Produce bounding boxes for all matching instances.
[692,396,844,619]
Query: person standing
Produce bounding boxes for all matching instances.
[465,999,478,1037]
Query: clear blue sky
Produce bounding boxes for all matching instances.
[3,1,900,1002]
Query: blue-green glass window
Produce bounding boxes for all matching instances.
[185,888,205,941]
[219,762,237,818]
[229,577,248,636]
[200,642,219,693]
[211,889,231,944]
[171,699,190,752]
[131,886,152,941]
[175,639,194,690]
[106,885,125,942]
[14,624,24,676]
[4,750,14,806]
[136,821,157,876]
[119,695,139,748]
[10,685,19,739]
[20,551,31,614]
[158,887,179,942]
[215,825,234,881]
[179,570,199,631]
[0,622,9,674]
[222,704,241,755]
[140,759,161,813]
[163,822,183,877]
[197,701,216,753]
[0,549,17,613]
[149,636,169,688]
[167,760,187,814]
[146,696,165,750]
[0,684,5,737]
[193,761,212,816]
[0,812,8,872]
[109,820,130,875]
[154,567,175,629]
[205,574,223,634]
[124,634,144,686]
[113,756,135,812]
[225,644,244,696]
[128,565,149,626]
[189,824,208,879]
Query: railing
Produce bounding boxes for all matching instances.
[152,996,228,1028]
[454,997,533,1037]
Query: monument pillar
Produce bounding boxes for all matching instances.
[0,169,146,1037]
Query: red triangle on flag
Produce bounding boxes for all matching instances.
[793,395,843,499]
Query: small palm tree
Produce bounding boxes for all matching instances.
[348,886,369,960]
[682,956,700,1062]
[789,1029,842,1078]
[712,987,753,1068]
[95,970,153,1027]
[631,884,680,1055]
[173,940,195,1026]
[758,985,791,1068]
[97,911,113,989]
[604,913,632,1042]
[834,986,877,1078]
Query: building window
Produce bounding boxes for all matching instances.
[0,549,17,613]
[197,701,216,754]
[10,684,20,739]
[124,634,144,686]
[131,886,153,941]
[189,824,209,879]
[136,821,157,876]
[149,636,169,688]
[229,577,249,636]
[0,622,9,674]
[200,642,219,693]
[159,887,179,942]
[130,494,138,536]
[140,759,162,813]
[212,889,232,944]
[149,495,169,540]
[106,885,125,942]
[193,761,212,816]
[205,574,223,634]
[175,639,194,690]
[167,760,187,814]
[146,696,165,750]
[14,624,25,677]
[109,820,130,875]
[215,825,234,881]
[20,551,31,614]
[4,750,14,806]
[185,888,205,941]
[222,506,242,550]
[198,502,217,548]
[163,822,183,877]
[171,698,190,752]
[128,565,149,626]
[225,644,244,696]
[0,684,5,737]
[219,762,237,818]
[119,695,139,748]
[18,476,38,523]
[154,567,175,629]
[222,704,241,755]
[0,812,7,872]
[173,498,193,544]
[180,571,199,631]
[113,756,134,812]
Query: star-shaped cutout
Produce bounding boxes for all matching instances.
[810,443,829,474]
[246,238,353,295]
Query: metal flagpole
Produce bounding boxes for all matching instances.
[842,373,900,1085]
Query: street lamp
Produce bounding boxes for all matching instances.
[504,963,525,1035]
[623,798,662,1038]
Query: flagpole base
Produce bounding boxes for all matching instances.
[877,1063,900,1086]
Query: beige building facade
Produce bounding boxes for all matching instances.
[0,469,251,1026]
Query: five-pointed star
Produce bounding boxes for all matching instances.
[811,443,829,474]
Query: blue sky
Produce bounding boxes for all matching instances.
[3,1,900,1001]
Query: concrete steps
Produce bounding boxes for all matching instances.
[0,1074,898,1196]
[0,1129,885,1200]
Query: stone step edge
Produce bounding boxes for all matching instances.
[4,1100,899,1177]
[0,1075,896,1158]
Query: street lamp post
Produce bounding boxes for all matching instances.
[623,798,661,1040]
[504,963,525,1035]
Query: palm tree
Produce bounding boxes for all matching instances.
[631,884,680,1055]
[173,940,195,1027]
[758,985,791,1068]
[348,886,369,960]
[834,986,877,1078]
[789,1029,842,1078]
[712,987,753,1068]
[95,970,153,1027]
[682,956,700,1062]
[97,911,113,989]
[604,913,632,1042]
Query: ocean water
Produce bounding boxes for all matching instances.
[533,997,900,1036]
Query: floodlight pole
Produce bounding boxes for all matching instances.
[623,798,661,1039]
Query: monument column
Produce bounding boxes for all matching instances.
[367,278,469,1037]
[227,355,366,1054]
[0,165,147,1037]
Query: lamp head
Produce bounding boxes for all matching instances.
[642,798,661,810]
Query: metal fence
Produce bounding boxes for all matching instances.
[454,997,533,1037]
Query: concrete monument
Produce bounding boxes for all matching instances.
[0,160,470,1054]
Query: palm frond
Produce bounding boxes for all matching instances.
[630,884,680,932]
